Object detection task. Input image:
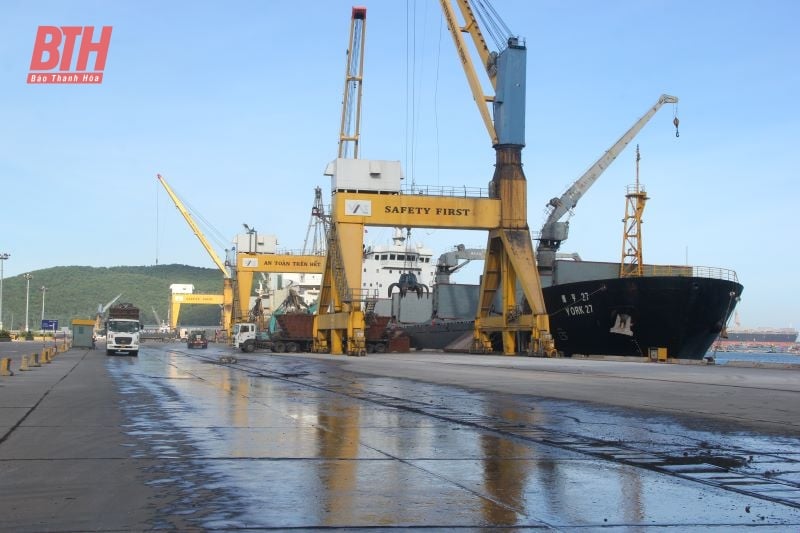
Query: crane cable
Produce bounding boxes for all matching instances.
[472,0,514,50]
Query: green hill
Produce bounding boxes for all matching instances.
[0,264,224,331]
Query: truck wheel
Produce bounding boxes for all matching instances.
[274,341,286,353]
[106,349,113,356]
[286,342,298,353]
[243,341,255,353]
[130,350,139,357]
[374,343,386,353]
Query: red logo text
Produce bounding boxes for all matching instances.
[28,26,112,84]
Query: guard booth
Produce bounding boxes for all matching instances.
[71,319,95,348]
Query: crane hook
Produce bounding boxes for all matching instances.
[673,116,680,138]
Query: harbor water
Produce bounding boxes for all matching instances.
[709,350,800,366]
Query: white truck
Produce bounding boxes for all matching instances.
[232,322,272,353]
[106,303,142,356]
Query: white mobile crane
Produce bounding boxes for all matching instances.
[435,245,487,285]
[536,94,679,278]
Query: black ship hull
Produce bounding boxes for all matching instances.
[396,270,743,360]
[544,276,743,359]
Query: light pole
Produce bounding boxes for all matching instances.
[41,285,47,324]
[0,252,9,330]
[24,273,32,333]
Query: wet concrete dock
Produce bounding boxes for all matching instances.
[1,342,799,530]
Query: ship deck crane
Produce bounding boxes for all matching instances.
[157,174,234,334]
[536,94,679,278]
[435,245,487,285]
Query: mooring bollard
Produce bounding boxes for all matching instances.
[20,355,30,371]
[0,357,12,376]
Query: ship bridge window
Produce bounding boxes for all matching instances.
[381,254,388,260]
[390,254,396,260]
[397,254,405,261]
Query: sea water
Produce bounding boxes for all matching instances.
[709,350,800,366]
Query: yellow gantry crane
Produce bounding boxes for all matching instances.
[440,0,554,355]
[157,174,234,334]
[313,1,555,356]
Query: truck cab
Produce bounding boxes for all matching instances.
[106,318,142,356]
[232,322,271,353]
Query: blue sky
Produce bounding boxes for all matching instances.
[1,1,798,329]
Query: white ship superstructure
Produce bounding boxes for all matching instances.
[361,228,436,298]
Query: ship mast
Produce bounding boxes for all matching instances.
[620,145,649,277]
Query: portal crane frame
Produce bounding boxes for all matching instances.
[314,1,554,356]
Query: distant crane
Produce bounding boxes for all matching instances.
[150,306,170,332]
[95,293,122,333]
[302,186,330,255]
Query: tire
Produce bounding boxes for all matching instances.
[106,349,113,356]
[130,350,138,357]
[243,340,255,353]
[273,341,286,353]
[286,342,298,353]
[373,343,386,353]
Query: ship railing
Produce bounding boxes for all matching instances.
[343,288,379,304]
[401,184,489,198]
[274,248,327,256]
[641,264,739,282]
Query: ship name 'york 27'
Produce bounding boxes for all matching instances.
[384,206,472,217]
[565,304,593,316]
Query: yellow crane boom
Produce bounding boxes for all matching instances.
[157,174,233,334]
[439,0,497,145]
[157,174,229,277]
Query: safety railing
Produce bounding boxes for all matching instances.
[640,264,739,282]
[401,183,489,198]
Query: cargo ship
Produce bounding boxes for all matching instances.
[385,259,743,360]
[724,328,798,343]
[712,327,798,353]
